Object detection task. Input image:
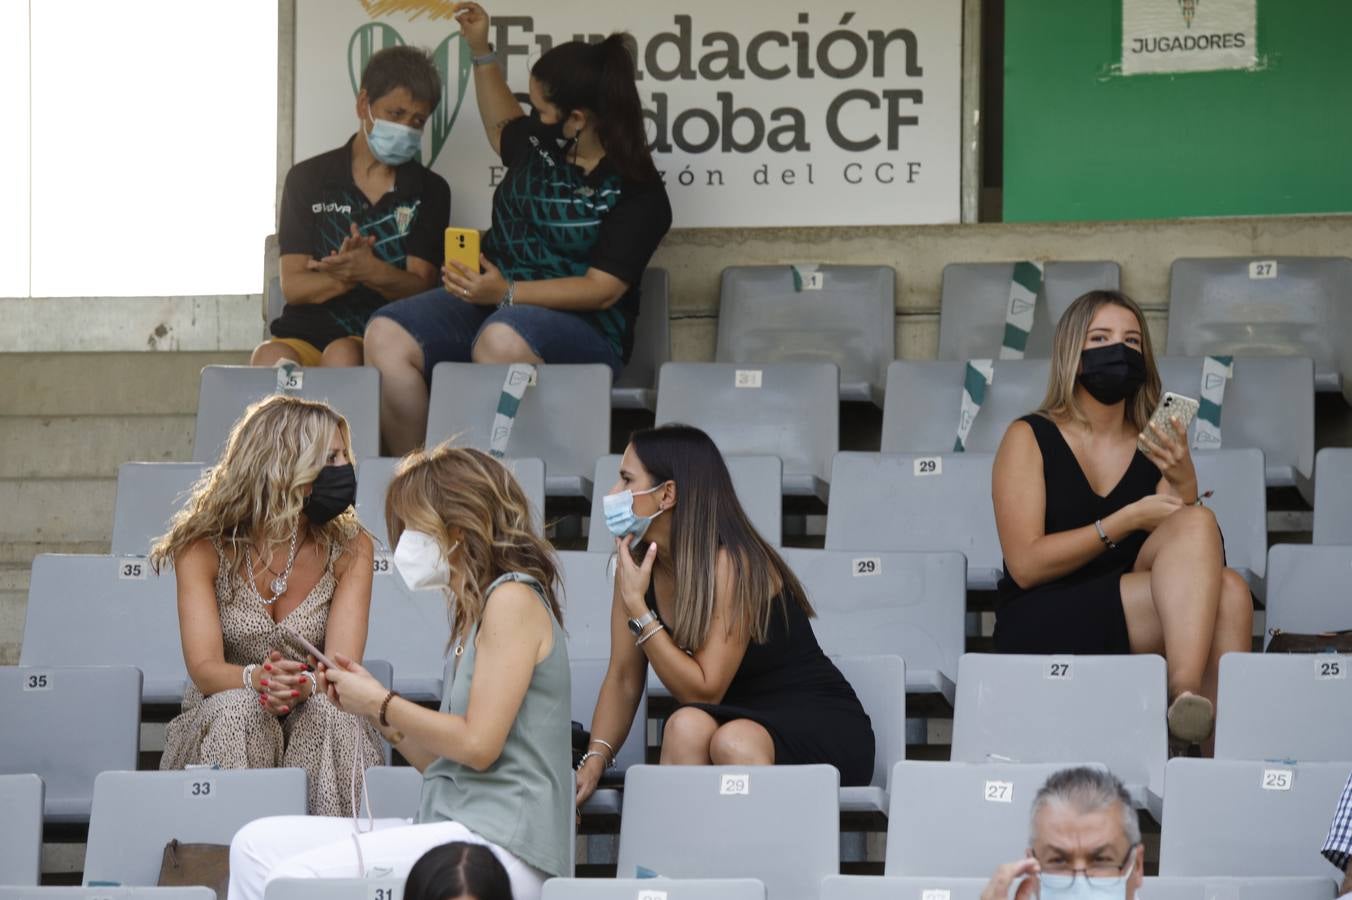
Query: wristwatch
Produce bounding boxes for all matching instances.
[627,610,657,637]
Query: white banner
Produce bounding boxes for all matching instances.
[294,1,961,228]
[1123,0,1256,75]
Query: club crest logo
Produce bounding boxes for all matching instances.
[1179,0,1198,27]
[394,204,415,235]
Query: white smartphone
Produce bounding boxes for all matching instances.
[280,627,336,670]
[1139,391,1200,451]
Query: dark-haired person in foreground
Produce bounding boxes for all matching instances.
[404,842,513,900]
[253,46,450,368]
[366,2,673,454]
[574,425,874,808]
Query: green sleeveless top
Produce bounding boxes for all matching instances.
[415,572,572,877]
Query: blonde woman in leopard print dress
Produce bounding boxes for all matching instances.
[151,394,382,816]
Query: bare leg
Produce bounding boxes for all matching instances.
[659,707,718,765]
[319,336,364,367]
[708,720,776,766]
[364,317,429,456]
[471,323,545,365]
[250,341,303,367]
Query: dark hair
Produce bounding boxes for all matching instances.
[361,45,442,108]
[403,842,512,900]
[628,424,813,650]
[531,35,659,183]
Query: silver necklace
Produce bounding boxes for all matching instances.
[246,526,299,606]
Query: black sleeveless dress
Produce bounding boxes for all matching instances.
[994,414,1162,654]
[647,584,876,786]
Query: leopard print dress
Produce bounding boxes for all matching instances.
[160,537,383,816]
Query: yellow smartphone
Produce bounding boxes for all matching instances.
[444,227,480,273]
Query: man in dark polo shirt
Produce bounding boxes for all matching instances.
[252,45,451,368]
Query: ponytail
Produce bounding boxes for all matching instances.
[531,34,660,184]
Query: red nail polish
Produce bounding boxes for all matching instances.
[260,679,269,686]
[280,706,289,713]
[291,690,300,698]
[264,664,273,671]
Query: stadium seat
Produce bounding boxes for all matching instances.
[937,260,1121,362]
[783,548,964,701]
[616,764,838,900]
[655,362,839,502]
[557,550,615,661]
[543,879,766,899]
[266,880,404,900]
[425,363,610,498]
[1216,653,1352,763]
[821,876,987,900]
[949,654,1167,817]
[1167,256,1352,395]
[1193,448,1268,597]
[1158,758,1350,879]
[266,272,283,324]
[193,364,381,462]
[825,453,1002,591]
[1155,356,1315,498]
[355,455,545,548]
[715,264,895,405]
[832,655,906,815]
[0,890,217,898]
[880,359,1050,455]
[586,454,783,550]
[110,462,207,557]
[84,768,307,887]
[0,773,42,886]
[885,761,1099,877]
[0,666,140,823]
[612,268,671,411]
[1263,544,1352,647]
[364,765,423,820]
[364,574,450,702]
[571,657,648,816]
[1140,876,1338,900]
[1314,447,1352,545]
[20,554,187,704]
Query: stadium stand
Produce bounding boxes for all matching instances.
[544,878,765,899]
[612,269,671,411]
[0,774,43,886]
[110,462,207,557]
[1215,652,1352,762]
[1262,544,1352,647]
[1313,447,1352,544]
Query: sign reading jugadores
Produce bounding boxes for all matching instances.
[1123,0,1257,75]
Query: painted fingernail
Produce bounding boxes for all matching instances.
[291,690,300,698]
[280,706,290,713]
[264,664,273,671]
[260,679,269,686]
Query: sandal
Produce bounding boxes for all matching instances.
[1167,691,1214,745]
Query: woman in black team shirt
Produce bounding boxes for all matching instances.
[366,2,673,455]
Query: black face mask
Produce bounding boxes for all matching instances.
[303,464,356,525]
[1078,343,1147,405]
[531,107,575,151]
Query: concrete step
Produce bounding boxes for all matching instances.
[0,415,195,479]
[0,478,116,545]
[0,351,247,417]
[0,564,29,665]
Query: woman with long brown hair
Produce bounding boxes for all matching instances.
[151,394,381,816]
[575,425,874,809]
[992,290,1252,747]
[227,445,571,900]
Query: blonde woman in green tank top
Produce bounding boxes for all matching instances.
[227,446,571,900]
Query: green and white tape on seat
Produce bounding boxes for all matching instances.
[488,363,537,459]
[790,263,823,292]
[999,261,1044,360]
[1193,355,1233,450]
[955,359,995,452]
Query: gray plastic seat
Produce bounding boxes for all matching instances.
[110,462,207,557]
[1314,448,1352,545]
[20,554,187,704]
[0,773,43,886]
[425,363,610,498]
[881,359,1050,455]
[587,454,783,550]
[0,666,140,823]
[821,876,987,900]
[194,364,381,461]
[571,657,647,816]
[1263,545,1352,647]
[84,768,307,887]
[0,890,217,898]
[950,654,1167,817]
[1193,448,1268,597]
[1155,356,1315,499]
[557,550,616,662]
[832,655,906,815]
[1215,653,1352,763]
[1167,256,1352,395]
[938,261,1121,362]
[617,764,838,900]
[266,879,404,900]
[825,453,1003,590]
[885,761,1099,877]
[783,548,964,701]
[656,362,838,501]
[715,265,895,405]
[1139,876,1338,900]
[613,268,670,411]
[544,879,766,900]
[1158,758,1350,879]
[364,765,423,819]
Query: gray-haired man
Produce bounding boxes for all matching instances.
[982,766,1144,900]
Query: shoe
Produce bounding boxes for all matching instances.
[1167,691,1214,744]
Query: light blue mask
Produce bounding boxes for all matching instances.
[603,484,666,541]
[1037,861,1133,900]
[364,110,422,166]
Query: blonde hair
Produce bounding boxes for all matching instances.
[1037,290,1161,432]
[384,444,562,645]
[150,395,359,573]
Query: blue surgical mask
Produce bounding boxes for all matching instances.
[1037,859,1133,900]
[364,110,422,166]
[603,484,666,541]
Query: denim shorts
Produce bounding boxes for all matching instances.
[371,287,623,380]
